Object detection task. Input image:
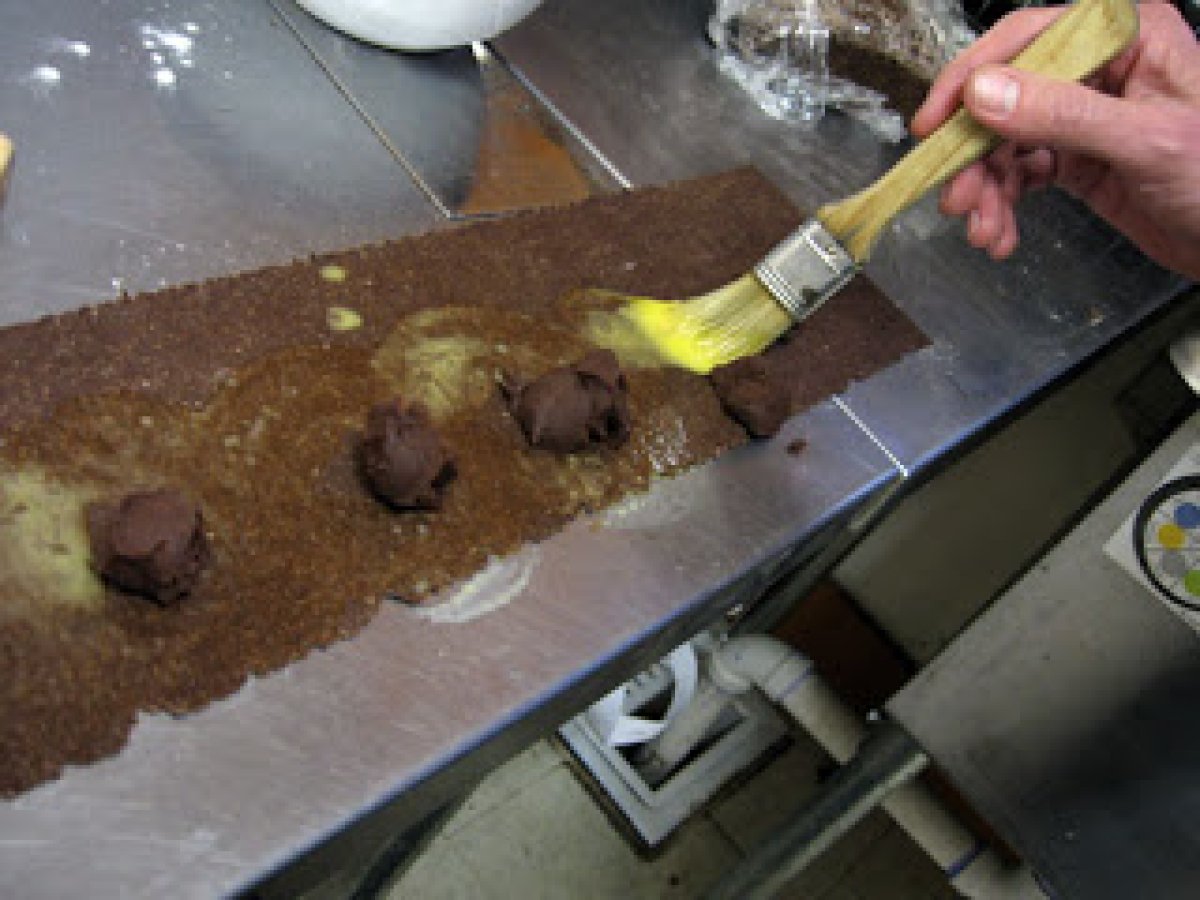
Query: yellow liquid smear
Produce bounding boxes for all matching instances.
[372,306,590,423]
[581,276,792,374]
[0,466,104,614]
[326,306,363,332]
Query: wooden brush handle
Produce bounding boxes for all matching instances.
[0,133,11,183]
[817,0,1139,262]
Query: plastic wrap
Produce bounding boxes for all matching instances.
[710,0,975,140]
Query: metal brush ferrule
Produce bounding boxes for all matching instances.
[753,218,858,322]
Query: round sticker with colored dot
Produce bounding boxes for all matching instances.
[1157,522,1187,550]
[1175,502,1200,530]
[1160,550,1189,579]
[1133,475,1200,611]
[1185,570,1200,598]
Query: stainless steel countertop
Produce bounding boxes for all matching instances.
[0,0,442,324]
[0,3,895,897]
[0,0,1188,896]
[494,0,1189,473]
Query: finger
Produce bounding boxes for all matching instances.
[983,144,1024,203]
[992,145,1053,201]
[1016,145,1058,191]
[938,180,958,218]
[911,6,1066,136]
[940,162,987,217]
[1055,155,1108,203]
[997,158,1025,205]
[969,177,1004,250]
[991,203,1020,260]
[1121,3,1200,103]
[962,65,1151,170]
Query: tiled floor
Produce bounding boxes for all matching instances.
[386,734,956,899]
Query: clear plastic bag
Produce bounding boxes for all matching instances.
[710,0,975,141]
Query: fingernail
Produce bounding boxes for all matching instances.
[970,69,1019,118]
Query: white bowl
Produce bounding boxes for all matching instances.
[296,0,548,51]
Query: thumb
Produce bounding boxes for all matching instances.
[964,65,1136,165]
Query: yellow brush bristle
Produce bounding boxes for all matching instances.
[607,274,792,374]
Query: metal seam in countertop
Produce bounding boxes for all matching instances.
[834,395,910,478]
[267,0,455,219]
[494,48,635,193]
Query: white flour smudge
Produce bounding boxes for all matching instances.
[45,38,91,58]
[414,549,539,624]
[137,22,198,89]
[21,65,62,94]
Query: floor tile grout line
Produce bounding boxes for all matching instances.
[440,754,570,840]
[813,820,900,900]
[702,810,750,864]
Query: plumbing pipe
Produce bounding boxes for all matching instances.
[710,634,864,762]
[708,634,1045,899]
[708,721,929,900]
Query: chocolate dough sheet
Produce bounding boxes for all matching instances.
[0,168,926,796]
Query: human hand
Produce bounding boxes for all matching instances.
[911,0,1200,280]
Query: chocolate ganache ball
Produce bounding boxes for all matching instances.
[708,355,791,439]
[357,399,456,510]
[501,349,631,453]
[86,488,211,604]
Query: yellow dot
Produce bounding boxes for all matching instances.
[319,264,348,283]
[1158,522,1187,550]
[326,306,362,331]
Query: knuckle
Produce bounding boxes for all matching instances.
[1036,85,1101,135]
[1143,116,1200,167]
[1138,36,1175,78]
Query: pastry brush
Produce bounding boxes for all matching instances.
[0,133,12,192]
[596,0,1138,374]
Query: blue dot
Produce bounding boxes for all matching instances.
[1174,502,1200,530]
